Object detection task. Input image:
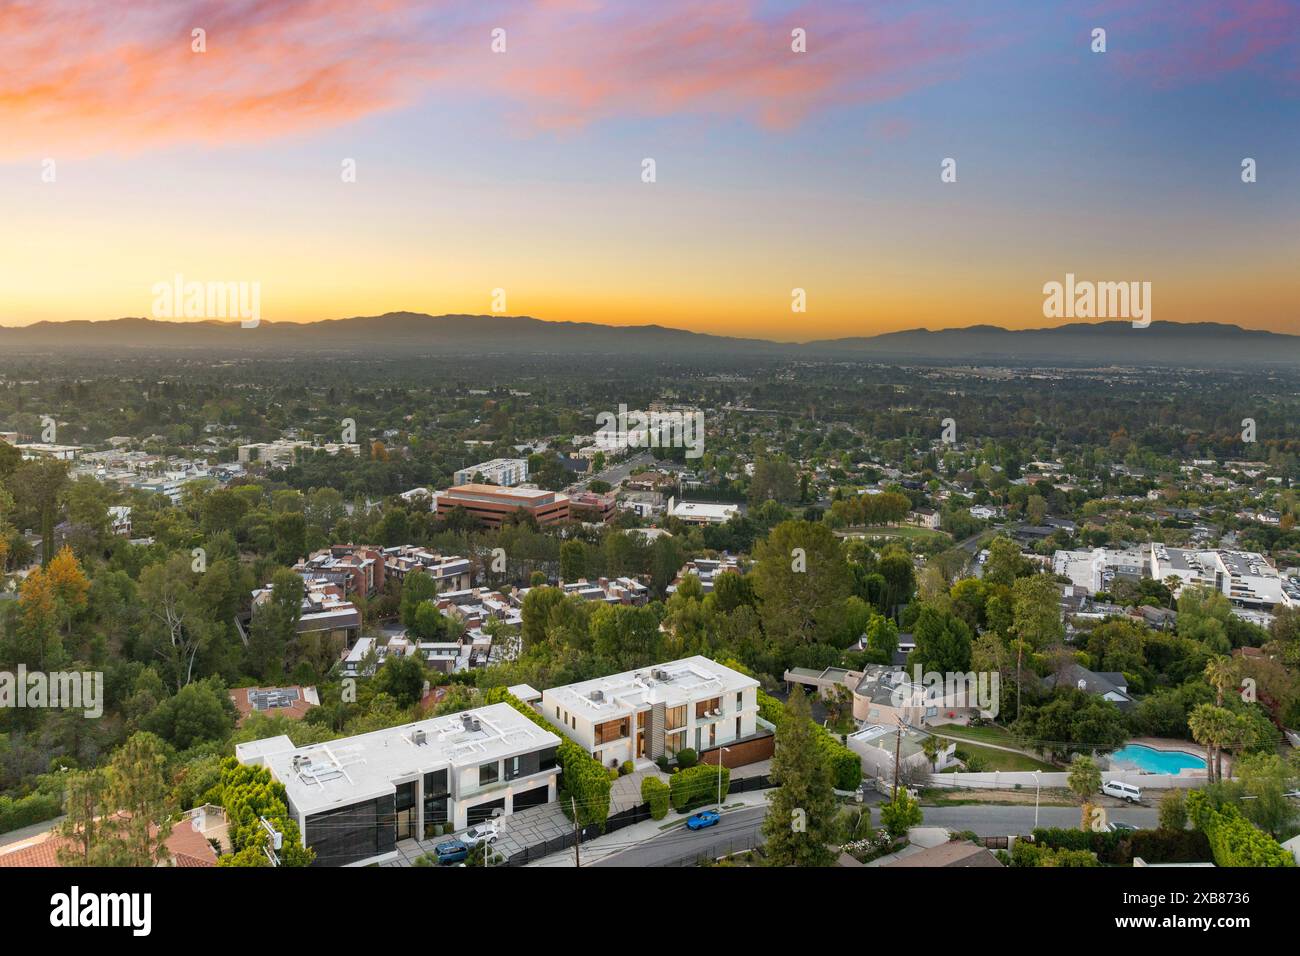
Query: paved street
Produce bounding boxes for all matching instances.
[574,801,1160,867]
[592,806,767,868]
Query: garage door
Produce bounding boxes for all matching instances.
[512,785,549,812]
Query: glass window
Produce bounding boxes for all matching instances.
[695,697,721,719]
[538,747,558,772]
[666,705,686,730]
[666,731,686,755]
[478,761,499,786]
[594,717,629,744]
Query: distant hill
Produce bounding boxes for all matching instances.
[1,314,1296,367]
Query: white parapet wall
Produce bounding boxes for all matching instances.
[926,770,1209,791]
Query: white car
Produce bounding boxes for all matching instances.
[459,823,499,848]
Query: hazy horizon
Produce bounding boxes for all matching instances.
[3,1,1297,338]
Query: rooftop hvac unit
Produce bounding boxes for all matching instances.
[589,689,605,702]
[412,730,427,746]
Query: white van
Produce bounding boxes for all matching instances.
[1102,780,1141,803]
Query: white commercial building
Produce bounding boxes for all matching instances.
[236,703,561,866]
[1150,546,1292,610]
[667,497,739,526]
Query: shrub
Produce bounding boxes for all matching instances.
[1130,828,1211,864]
[0,792,62,835]
[1010,841,1098,867]
[676,748,698,769]
[641,777,670,820]
[1187,791,1295,867]
[620,761,634,776]
[485,688,612,830]
[670,764,729,813]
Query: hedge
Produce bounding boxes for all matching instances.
[1032,825,1215,866]
[0,792,62,836]
[669,764,729,813]
[641,777,670,820]
[1010,841,1098,867]
[759,689,861,790]
[486,688,612,830]
[1187,791,1295,867]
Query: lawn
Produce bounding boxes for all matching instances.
[929,723,1020,747]
[941,741,1056,773]
[840,525,952,543]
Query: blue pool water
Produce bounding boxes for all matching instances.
[1109,744,1205,773]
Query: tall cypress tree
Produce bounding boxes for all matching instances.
[762,686,838,867]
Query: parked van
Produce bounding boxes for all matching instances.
[1102,780,1141,803]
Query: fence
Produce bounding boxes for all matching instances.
[926,770,1207,791]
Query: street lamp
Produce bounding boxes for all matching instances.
[486,807,505,868]
[1033,770,1042,830]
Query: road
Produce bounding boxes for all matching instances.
[568,450,654,493]
[592,807,766,867]
[587,803,1158,867]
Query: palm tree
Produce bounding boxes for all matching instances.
[921,734,943,771]
[1203,655,1238,707]
[1188,704,1236,784]
[1163,575,1182,610]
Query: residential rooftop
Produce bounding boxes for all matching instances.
[235,702,561,817]
[542,655,757,719]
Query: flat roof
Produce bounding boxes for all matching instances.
[542,655,757,719]
[242,703,561,817]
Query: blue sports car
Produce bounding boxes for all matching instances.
[434,839,470,864]
[686,810,720,830]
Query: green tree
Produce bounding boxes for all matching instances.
[1158,789,1187,831]
[752,521,852,646]
[1067,755,1101,826]
[762,688,838,867]
[910,604,972,674]
[879,789,923,839]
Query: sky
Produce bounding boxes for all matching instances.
[1,0,1297,341]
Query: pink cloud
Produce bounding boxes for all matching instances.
[0,0,979,158]
[1088,0,1300,87]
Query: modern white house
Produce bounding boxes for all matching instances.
[235,702,561,866]
[540,656,764,770]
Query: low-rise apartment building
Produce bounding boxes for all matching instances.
[437,484,569,529]
[453,457,529,487]
[296,545,386,597]
[382,546,472,591]
[541,656,765,770]
[236,703,562,866]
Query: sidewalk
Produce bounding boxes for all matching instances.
[526,789,774,867]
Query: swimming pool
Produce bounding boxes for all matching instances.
[1108,744,1205,774]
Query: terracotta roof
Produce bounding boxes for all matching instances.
[0,816,219,867]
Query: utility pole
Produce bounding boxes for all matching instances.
[571,796,580,868]
[892,719,904,801]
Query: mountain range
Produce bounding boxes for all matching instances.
[1,314,1296,367]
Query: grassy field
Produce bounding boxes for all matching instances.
[839,525,952,543]
[929,723,1020,747]
[941,741,1056,773]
